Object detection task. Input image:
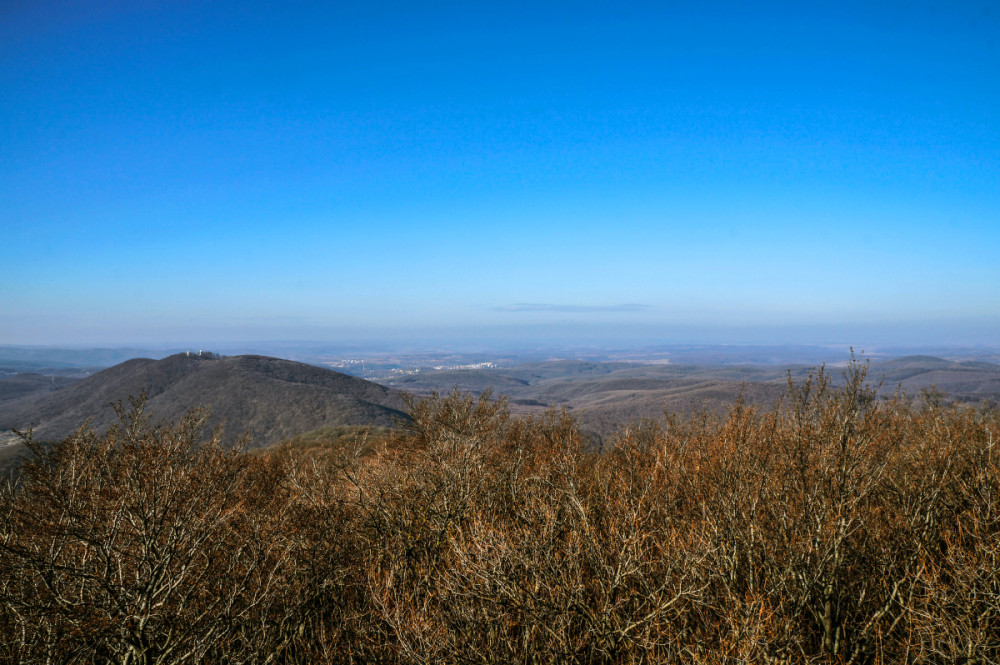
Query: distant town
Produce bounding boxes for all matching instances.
[322,358,502,380]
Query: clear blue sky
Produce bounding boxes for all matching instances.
[2,1,998,347]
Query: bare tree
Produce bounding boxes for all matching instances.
[0,395,294,665]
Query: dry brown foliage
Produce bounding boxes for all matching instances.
[2,357,998,664]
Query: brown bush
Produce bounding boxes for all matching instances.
[0,395,295,664]
[2,358,999,664]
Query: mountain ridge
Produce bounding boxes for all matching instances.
[0,353,407,451]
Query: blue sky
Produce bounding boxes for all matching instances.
[2,1,998,347]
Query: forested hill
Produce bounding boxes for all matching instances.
[0,353,406,448]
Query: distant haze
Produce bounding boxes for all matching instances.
[2,2,998,347]
[1,321,997,351]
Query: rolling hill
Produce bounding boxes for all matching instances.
[384,355,1000,441]
[873,355,1000,401]
[0,353,407,453]
[4,351,997,464]
[0,373,81,403]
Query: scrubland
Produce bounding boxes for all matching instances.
[1,358,998,664]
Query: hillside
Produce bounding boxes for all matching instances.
[5,352,997,462]
[873,355,1000,400]
[0,353,406,452]
[384,355,1000,439]
[0,373,80,403]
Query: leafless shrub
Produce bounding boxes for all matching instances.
[0,394,294,664]
[2,357,999,664]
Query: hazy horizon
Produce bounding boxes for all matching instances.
[3,326,1000,359]
[3,318,1000,349]
[3,1,998,348]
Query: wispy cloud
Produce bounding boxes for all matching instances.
[220,315,313,325]
[496,303,649,313]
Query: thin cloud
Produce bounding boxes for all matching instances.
[496,303,649,313]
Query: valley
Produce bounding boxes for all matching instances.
[2,346,999,458]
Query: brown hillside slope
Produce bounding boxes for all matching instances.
[0,353,406,449]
